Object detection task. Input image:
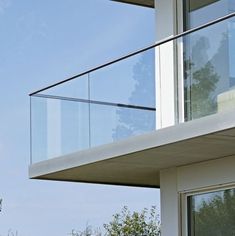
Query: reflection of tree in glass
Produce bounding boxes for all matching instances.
[191,37,210,69]
[184,36,219,120]
[112,50,155,141]
[185,60,219,120]
[193,189,235,236]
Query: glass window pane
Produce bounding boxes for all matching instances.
[185,0,235,29]
[188,188,235,236]
[183,5,235,120]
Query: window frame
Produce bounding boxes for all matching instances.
[180,183,235,236]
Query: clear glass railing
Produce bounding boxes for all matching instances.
[30,49,156,163]
[30,13,235,164]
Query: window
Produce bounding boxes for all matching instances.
[187,188,235,235]
[183,0,235,121]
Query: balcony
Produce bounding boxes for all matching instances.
[29,13,235,187]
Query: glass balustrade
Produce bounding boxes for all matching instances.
[30,49,156,163]
[30,13,235,164]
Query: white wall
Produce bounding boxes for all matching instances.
[155,0,180,234]
[160,167,180,236]
[160,155,235,236]
[178,155,235,192]
[155,0,177,129]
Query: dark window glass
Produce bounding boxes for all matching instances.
[188,188,235,236]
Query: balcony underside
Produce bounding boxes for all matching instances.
[112,0,154,8]
[29,110,235,188]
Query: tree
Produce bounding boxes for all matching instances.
[103,206,160,236]
[71,206,160,236]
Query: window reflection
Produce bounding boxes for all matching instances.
[188,188,235,236]
[184,0,235,121]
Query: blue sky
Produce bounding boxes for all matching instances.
[0,1,159,235]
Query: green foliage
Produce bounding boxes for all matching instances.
[103,206,160,236]
[70,207,160,236]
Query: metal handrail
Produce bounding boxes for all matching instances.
[29,12,235,96]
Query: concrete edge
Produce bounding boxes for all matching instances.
[29,110,235,178]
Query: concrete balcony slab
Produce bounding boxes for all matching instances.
[29,110,235,188]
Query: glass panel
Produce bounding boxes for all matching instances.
[188,188,235,236]
[184,0,235,29]
[31,96,47,163]
[38,74,89,99]
[90,49,155,108]
[31,96,89,163]
[30,48,156,162]
[184,16,235,120]
[30,13,235,163]
[90,103,155,147]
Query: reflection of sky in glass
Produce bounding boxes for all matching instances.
[90,104,155,147]
[184,0,235,120]
[186,0,235,64]
[32,95,156,162]
[31,47,156,162]
[192,190,224,211]
[90,57,138,105]
[186,19,231,92]
[31,47,156,161]
[90,48,155,107]
[189,0,235,28]
[31,97,90,162]
[35,48,155,107]
[60,100,89,155]
[229,19,235,79]
[189,188,235,235]
[39,74,89,99]
[186,0,235,72]
[187,0,235,78]
[31,96,47,163]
